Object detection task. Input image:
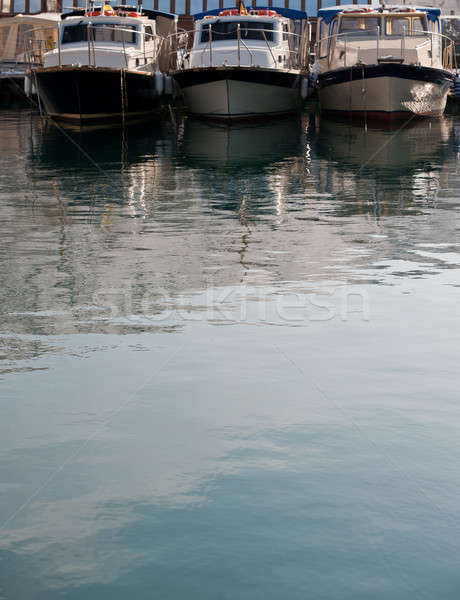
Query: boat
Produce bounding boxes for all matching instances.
[169,4,311,120]
[0,13,60,104]
[314,4,456,119]
[442,15,460,65]
[27,3,177,123]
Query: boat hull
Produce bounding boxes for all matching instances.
[34,66,161,123]
[318,63,454,119]
[172,67,302,119]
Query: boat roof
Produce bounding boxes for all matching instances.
[0,12,61,26]
[193,6,308,21]
[61,6,177,21]
[317,5,441,23]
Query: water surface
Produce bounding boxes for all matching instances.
[1,107,460,599]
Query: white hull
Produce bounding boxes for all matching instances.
[181,78,300,119]
[319,73,451,117]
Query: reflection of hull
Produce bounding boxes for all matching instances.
[318,64,454,118]
[173,67,302,119]
[312,114,450,171]
[34,66,161,123]
[181,116,304,167]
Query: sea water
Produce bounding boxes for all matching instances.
[0,107,460,599]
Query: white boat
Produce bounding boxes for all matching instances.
[28,4,177,122]
[441,15,460,66]
[0,13,60,102]
[170,5,311,120]
[315,4,456,119]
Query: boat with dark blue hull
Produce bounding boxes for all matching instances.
[315,4,455,119]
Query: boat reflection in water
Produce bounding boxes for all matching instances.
[177,115,312,219]
[179,115,308,169]
[309,113,455,216]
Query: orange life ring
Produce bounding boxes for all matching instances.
[87,10,101,16]
[231,9,239,15]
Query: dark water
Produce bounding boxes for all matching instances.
[1,106,460,599]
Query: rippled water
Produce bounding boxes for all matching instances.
[1,106,460,599]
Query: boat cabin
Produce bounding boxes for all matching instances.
[178,7,309,71]
[41,6,176,71]
[0,13,59,72]
[442,15,460,63]
[316,5,452,71]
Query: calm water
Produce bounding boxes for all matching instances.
[1,106,460,599]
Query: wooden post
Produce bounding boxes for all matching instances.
[154,0,158,9]
[185,0,190,14]
[202,0,206,11]
[25,0,29,12]
[219,0,223,8]
[170,0,175,13]
[301,0,305,12]
[317,0,321,13]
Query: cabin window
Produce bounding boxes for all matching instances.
[385,17,427,36]
[282,23,289,42]
[62,23,138,45]
[200,21,275,43]
[144,25,153,40]
[339,17,380,35]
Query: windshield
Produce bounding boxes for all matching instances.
[339,17,380,35]
[200,21,275,43]
[62,23,138,45]
[385,16,428,36]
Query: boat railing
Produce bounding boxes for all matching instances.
[23,23,165,71]
[167,27,309,72]
[316,29,457,72]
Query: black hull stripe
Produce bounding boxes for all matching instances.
[172,67,301,90]
[34,68,161,120]
[318,63,454,89]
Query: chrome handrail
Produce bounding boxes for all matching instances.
[168,26,308,72]
[23,23,163,71]
[315,28,456,71]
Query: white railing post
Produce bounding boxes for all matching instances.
[87,23,91,66]
[237,24,240,66]
[209,25,213,67]
[376,25,380,63]
[401,25,406,62]
[57,21,62,67]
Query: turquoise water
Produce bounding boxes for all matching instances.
[1,107,460,599]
